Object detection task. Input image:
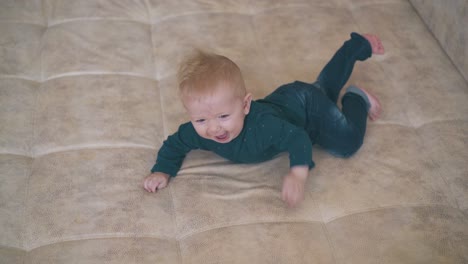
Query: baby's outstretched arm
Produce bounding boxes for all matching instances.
[281,165,309,207]
[143,172,170,193]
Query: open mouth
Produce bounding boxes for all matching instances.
[215,132,229,142]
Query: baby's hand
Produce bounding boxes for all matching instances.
[143,172,170,193]
[281,166,309,207]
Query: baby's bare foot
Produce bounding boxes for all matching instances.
[360,88,382,121]
[363,34,385,55]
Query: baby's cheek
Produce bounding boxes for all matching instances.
[193,127,207,138]
[231,120,245,137]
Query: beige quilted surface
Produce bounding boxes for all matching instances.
[1,0,467,263]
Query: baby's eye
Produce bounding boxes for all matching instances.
[195,119,205,123]
[219,114,230,119]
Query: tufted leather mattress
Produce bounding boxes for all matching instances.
[1,0,467,263]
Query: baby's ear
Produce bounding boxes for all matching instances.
[243,93,252,115]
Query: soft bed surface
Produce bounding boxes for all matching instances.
[1,0,467,263]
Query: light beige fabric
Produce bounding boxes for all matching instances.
[410,0,468,81]
[1,0,467,263]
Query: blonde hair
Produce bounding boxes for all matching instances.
[178,50,246,100]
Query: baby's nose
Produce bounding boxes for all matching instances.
[208,121,221,134]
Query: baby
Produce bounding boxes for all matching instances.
[143,32,384,207]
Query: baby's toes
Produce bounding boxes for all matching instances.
[363,34,385,55]
[375,40,385,54]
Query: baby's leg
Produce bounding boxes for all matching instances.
[315,85,379,157]
[346,86,382,121]
[315,32,384,104]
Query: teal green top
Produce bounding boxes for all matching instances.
[151,100,314,177]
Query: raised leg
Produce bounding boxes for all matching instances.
[315,32,384,104]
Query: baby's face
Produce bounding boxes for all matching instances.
[183,85,251,144]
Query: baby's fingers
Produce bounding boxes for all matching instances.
[143,178,154,192]
[282,183,302,207]
[157,179,168,190]
[282,185,294,207]
[144,177,168,193]
[283,189,294,206]
[144,178,158,193]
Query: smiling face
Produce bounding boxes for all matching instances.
[183,83,252,143]
[178,51,251,143]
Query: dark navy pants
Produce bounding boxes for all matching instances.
[264,32,373,158]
